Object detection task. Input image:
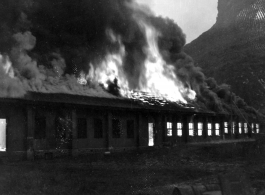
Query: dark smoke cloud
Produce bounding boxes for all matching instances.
[0,0,262,120]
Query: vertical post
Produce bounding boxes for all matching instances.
[136,112,141,148]
[247,122,252,138]
[203,116,208,139]
[105,111,112,152]
[162,115,167,143]
[172,115,177,145]
[193,116,198,137]
[254,122,257,134]
[69,109,76,156]
[182,115,189,143]
[154,114,162,146]
[72,109,77,139]
[219,117,224,140]
[211,116,216,137]
[27,107,34,160]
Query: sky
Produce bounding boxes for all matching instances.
[136,0,218,43]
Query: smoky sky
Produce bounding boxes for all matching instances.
[0,0,185,83]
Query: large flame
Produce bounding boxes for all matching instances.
[83,20,196,104]
[138,21,196,103]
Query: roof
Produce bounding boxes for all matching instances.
[0,92,218,115]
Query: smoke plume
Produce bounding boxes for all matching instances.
[0,0,262,120]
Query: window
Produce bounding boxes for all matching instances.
[224,122,228,134]
[244,123,248,134]
[189,123,194,136]
[77,118,87,139]
[112,119,121,138]
[127,120,134,138]
[0,119,6,152]
[177,122,182,136]
[198,122,203,136]
[167,122,172,136]
[251,123,254,133]
[256,124,260,133]
[35,116,46,139]
[94,118,103,138]
[215,123,220,136]
[207,123,212,136]
[238,123,242,134]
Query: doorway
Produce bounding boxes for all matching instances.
[0,119,6,151]
[148,123,154,146]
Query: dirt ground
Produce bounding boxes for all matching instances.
[0,141,265,195]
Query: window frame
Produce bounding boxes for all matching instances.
[188,122,194,136]
[215,123,220,136]
[177,122,182,137]
[198,122,203,136]
[207,123,212,136]
[166,122,173,137]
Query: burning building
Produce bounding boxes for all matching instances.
[0,0,263,159]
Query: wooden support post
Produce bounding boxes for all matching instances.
[72,109,77,139]
[211,117,216,137]
[182,115,189,143]
[172,116,177,145]
[219,117,224,140]
[203,116,208,139]
[105,111,112,151]
[193,116,198,137]
[136,112,141,148]
[27,107,34,160]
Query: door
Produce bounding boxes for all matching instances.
[148,123,154,146]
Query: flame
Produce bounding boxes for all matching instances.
[0,54,14,78]
[138,21,196,103]
[86,30,130,94]
[81,21,196,104]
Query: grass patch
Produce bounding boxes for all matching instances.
[0,144,265,194]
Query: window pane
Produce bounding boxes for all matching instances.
[177,122,182,136]
[238,123,242,134]
[256,124,260,133]
[167,122,172,136]
[77,118,87,139]
[244,123,248,133]
[94,118,103,138]
[189,123,194,136]
[215,123,220,136]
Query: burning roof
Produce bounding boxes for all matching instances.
[0,0,263,121]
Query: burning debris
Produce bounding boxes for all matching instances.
[0,0,262,119]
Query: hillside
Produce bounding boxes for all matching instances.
[185,0,265,113]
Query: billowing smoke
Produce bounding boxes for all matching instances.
[0,0,262,120]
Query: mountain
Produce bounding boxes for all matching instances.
[185,0,265,113]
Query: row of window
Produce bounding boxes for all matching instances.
[35,117,135,139]
[166,122,260,137]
